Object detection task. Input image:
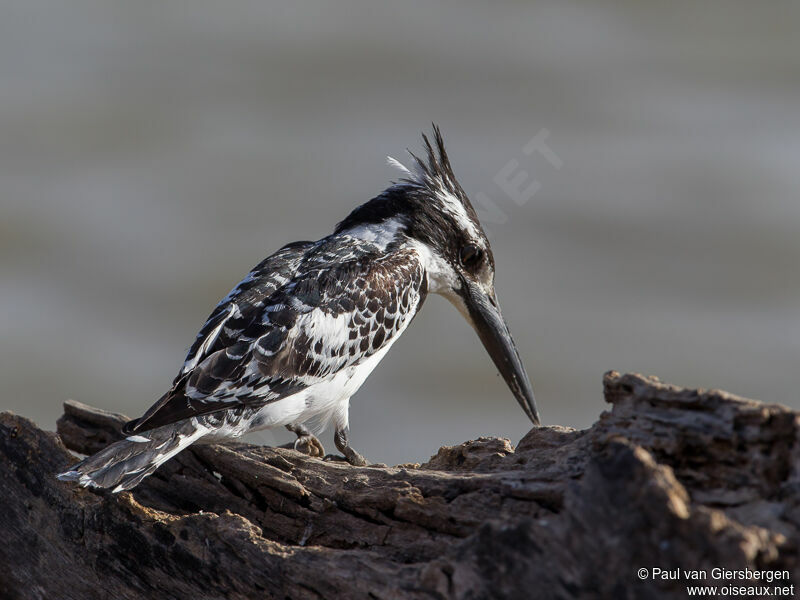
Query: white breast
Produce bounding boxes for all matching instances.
[246,289,418,434]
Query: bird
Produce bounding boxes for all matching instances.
[58,125,541,493]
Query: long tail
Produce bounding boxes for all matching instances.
[57,419,209,493]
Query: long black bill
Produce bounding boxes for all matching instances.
[463,281,541,426]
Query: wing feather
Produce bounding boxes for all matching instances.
[124,240,427,434]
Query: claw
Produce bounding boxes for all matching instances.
[294,434,325,457]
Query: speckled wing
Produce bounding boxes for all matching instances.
[123,240,427,434]
[178,240,315,378]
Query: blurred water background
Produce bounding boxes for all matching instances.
[1,1,798,464]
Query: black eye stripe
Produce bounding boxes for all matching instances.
[459,244,483,267]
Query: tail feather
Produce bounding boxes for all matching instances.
[57,419,208,493]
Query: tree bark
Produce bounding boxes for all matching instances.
[1,371,798,599]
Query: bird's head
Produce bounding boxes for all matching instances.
[336,125,541,426]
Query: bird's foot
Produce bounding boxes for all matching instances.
[343,447,368,466]
[293,434,325,458]
[323,448,368,466]
[330,428,369,466]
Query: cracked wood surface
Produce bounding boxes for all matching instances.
[1,372,798,599]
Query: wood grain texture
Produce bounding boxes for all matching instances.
[1,372,798,599]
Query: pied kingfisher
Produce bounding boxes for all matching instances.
[58,126,540,492]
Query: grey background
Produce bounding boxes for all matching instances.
[2,0,798,465]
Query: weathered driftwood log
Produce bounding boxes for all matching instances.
[0,372,798,599]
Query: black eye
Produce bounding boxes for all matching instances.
[459,244,483,268]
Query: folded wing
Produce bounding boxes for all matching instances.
[124,242,426,434]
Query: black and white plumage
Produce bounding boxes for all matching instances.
[58,126,540,492]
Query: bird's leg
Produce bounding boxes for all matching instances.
[334,428,368,466]
[285,423,325,458]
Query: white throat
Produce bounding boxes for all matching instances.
[407,239,474,325]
